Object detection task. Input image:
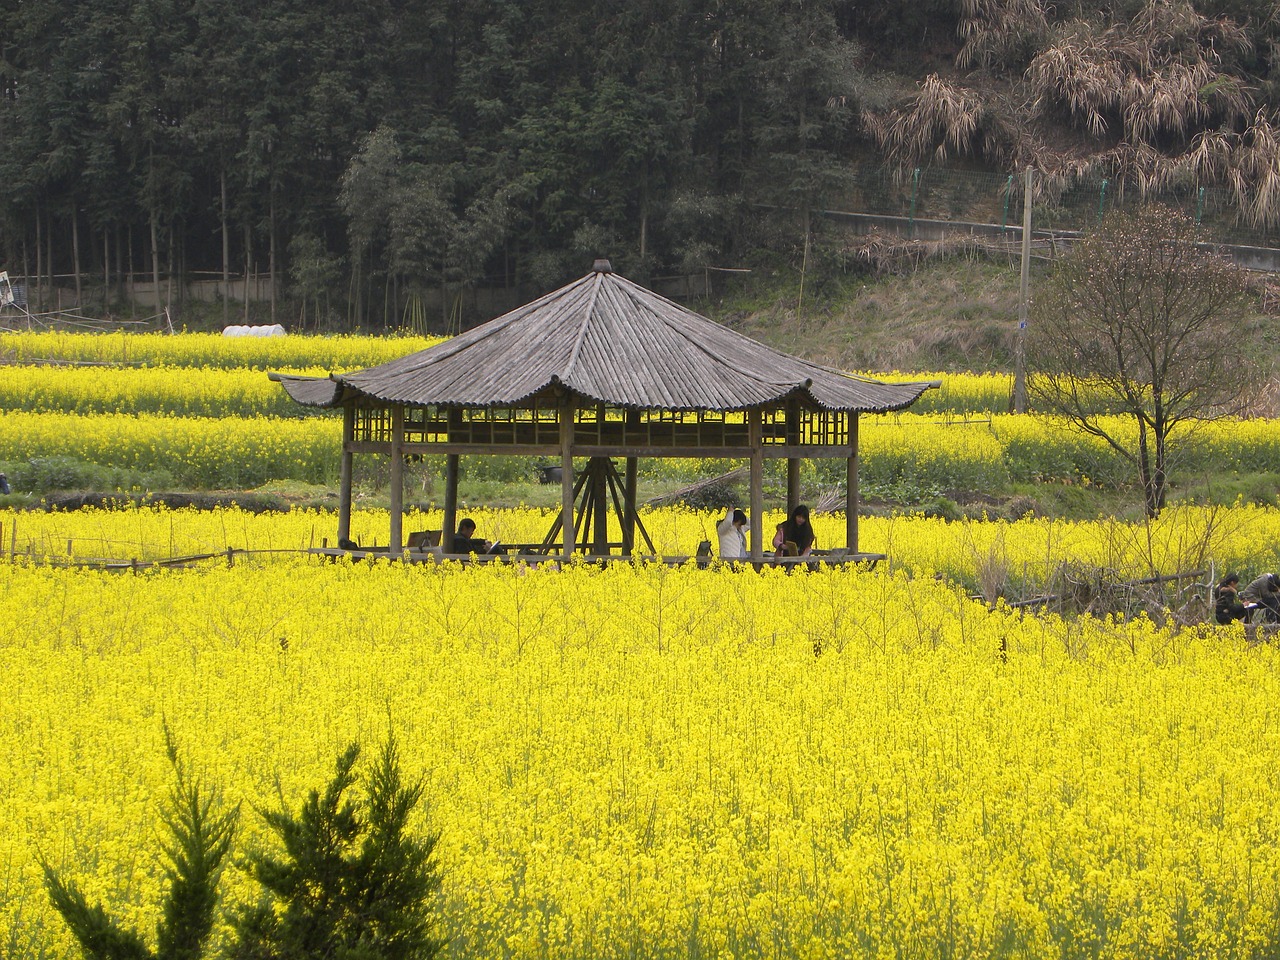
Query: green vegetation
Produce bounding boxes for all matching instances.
[229,738,443,960]
[6,0,1280,332]
[1029,206,1262,515]
[41,728,238,960]
[39,734,442,960]
[702,255,1029,373]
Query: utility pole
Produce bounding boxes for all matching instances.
[1013,167,1032,414]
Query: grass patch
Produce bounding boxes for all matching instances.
[699,254,1033,373]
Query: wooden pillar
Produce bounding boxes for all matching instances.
[389,404,404,552]
[623,456,638,556]
[786,399,800,512]
[592,458,609,555]
[338,404,354,543]
[749,408,764,560]
[561,398,576,557]
[847,412,859,553]
[389,407,404,555]
[442,454,459,552]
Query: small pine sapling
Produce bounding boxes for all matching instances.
[230,735,443,960]
[41,725,239,960]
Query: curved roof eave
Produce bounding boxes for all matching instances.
[326,377,937,414]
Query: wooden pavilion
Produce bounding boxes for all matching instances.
[272,260,938,561]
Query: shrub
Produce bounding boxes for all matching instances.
[229,736,443,960]
[40,728,238,960]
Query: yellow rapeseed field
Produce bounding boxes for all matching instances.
[4,503,1275,591]
[7,332,1280,958]
[0,330,443,370]
[3,558,1280,959]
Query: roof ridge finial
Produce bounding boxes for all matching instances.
[591,258,612,273]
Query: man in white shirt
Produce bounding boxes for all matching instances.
[717,507,749,560]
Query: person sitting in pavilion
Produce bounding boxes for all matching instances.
[773,504,816,558]
[450,517,500,555]
[717,507,750,560]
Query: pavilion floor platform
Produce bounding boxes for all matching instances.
[306,546,886,570]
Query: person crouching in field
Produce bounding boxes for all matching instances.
[1242,572,1280,623]
[1215,573,1255,624]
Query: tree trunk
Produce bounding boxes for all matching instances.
[149,147,161,314]
[128,223,136,319]
[71,209,82,307]
[102,226,110,313]
[22,237,30,314]
[115,223,124,306]
[35,204,43,311]
[220,166,229,329]
[639,165,648,266]
[149,205,161,315]
[166,221,175,312]
[243,222,252,324]
[269,188,277,323]
[1136,419,1159,518]
[1153,419,1170,516]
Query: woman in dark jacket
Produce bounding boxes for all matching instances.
[773,504,816,558]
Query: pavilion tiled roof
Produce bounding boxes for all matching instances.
[274,264,935,412]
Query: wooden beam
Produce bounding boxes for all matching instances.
[356,441,856,459]
[592,458,609,553]
[389,404,404,552]
[396,442,560,457]
[786,398,800,512]
[623,456,638,555]
[574,444,755,459]
[847,412,859,553]
[565,444,856,459]
[338,404,354,543]
[749,408,764,560]
[561,398,575,557]
[442,454,459,552]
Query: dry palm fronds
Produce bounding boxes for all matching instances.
[1130,0,1250,61]
[1103,140,1195,196]
[1224,111,1280,230]
[1182,127,1234,183]
[1122,63,1250,143]
[957,0,1052,70]
[870,75,989,167]
[1180,111,1280,230]
[846,233,988,275]
[936,0,1268,222]
[1026,2,1253,143]
[1026,21,1127,136]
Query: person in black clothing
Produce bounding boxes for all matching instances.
[451,517,498,554]
[1214,573,1255,625]
[773,504,816,558]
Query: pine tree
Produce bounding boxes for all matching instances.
[41,726,239,960]
[229,736,443,960]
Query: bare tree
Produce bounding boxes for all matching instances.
[1028,205,1263,517]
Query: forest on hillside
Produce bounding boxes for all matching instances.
[3,0,1280,328]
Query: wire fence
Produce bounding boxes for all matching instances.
[843,164,1280,247]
